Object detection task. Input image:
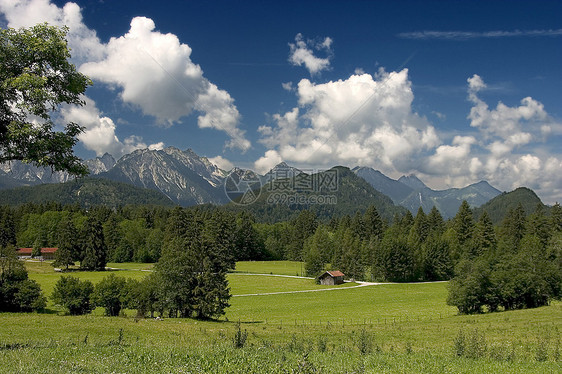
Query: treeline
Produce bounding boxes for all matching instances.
[0,207,245,319]
[447,202,562,313]
[1,200,561,316]
[0,203,265,266]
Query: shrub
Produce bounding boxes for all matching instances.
[14,279,46,312]
[232,321,248,349]
[0,245,46,312]
[51,276,94,315]
[92,274,127,316]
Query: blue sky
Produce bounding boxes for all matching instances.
[1,0,561,203]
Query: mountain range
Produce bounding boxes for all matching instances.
[353,167,502,218]
[0,147,520,219]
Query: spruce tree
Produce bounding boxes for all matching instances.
[53,214,78,270]
[408,207,429,247]
[421,238,453,281]
[550,202,562,233]
[427,206,445,237]
[499,203,526,252]
[0,207,16,248]
[304,239,324,278]
[350,211,367,240]
[288,210,318,261]
[471,211,497,258]
[453,201,474,246]
[234,211,262,261]
[364,205,384,240]
[399,211,415,236]
[526,204,551,248]
[81,217,108,271]
[338,228,363,280]
[103,214,121,262]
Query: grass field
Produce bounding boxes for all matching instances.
[1,260,560,373]
[234,260,305,276]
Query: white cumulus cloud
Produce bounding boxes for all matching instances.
[0,0,104,64]
[288,33,333,75]
[208,155,234,171]
[1,1,250,153]
[255,69,440,174]
[254,150,283,174]
[423,75,562,203]
[61,97,163,158]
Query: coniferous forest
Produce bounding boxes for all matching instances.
[0,199,561,317]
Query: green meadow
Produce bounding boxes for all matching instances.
[0,261,560,373]
[234,260,305,276]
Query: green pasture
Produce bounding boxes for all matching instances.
[26,262,149,303]
[229,273,356,295]
[106,262,155,271]
[24,261,355,307]
[2,260,560,373]
[234,260,305,276]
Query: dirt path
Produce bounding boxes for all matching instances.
[104,268,445,297]
[230,273,382,297]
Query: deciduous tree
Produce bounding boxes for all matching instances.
[0,24,91,175]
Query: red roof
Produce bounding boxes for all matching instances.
[17,248,58,255]
[325,270,345,277]
[40,248,58,254]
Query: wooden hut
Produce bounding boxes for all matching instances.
[318,270,345,285]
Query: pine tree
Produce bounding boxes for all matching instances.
[526,204,551,249]
[471,211,497,258]
[499,203,526,252]
[81,217,108,271]
[338,228,363,280]
[234,211,262,261]
[103,213,121,262]
[350,211,367,240]
[453,201,474,246]
[426,206,445,237]
[550,202,562,233]
[53,214,78,270]
[0,207,16,248]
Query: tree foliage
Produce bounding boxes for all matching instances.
[0,23,91,175]
[80,216,107,271]
[0,244,46,312]
[154,209,234,319]
[92,273,128,316]
[51,275,94,315]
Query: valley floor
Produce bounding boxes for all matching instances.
[0,261,560,373]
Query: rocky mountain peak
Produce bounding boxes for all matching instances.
[398,174,428,190]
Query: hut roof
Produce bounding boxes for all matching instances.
[322,270,345,278]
